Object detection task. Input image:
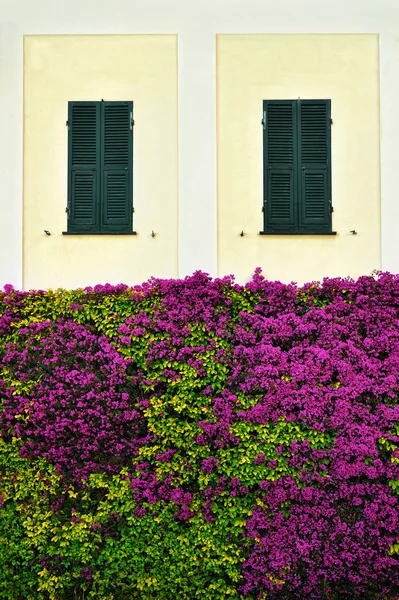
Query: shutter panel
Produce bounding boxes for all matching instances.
[67,102,100,232]
[101,102,133,233]
[298,100,332,232]
[263,101,297,233]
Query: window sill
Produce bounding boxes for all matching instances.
[259,231,337,236]
[62,232,137,235]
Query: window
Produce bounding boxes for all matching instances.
[261,99,334,235]
[65,101,134,235]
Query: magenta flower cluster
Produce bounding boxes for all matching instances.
[0,320,150,481]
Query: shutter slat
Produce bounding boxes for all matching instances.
[71,172,97,224]
[302,171,328,221]
[104,104,130,165]
[269,171,294,221]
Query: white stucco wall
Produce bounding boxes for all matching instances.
[1,0,399,288]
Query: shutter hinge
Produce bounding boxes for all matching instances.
[132,208,135,213]
[330,118,333,125]
[66,120,70,130]
[130,112,134,130]
[262,111,266,129]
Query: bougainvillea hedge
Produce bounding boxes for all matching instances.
[1,271,399,600]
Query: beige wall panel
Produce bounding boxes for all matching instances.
[24,35,178,290]
[217,34,380,284]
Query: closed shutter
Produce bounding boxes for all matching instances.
[101,102,133,233]
[298,100,332,232]
[263,101,297,233]
[67,102,100,232]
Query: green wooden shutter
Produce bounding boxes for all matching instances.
[67,102,100,232]
[263,100,297,233]
[298,100,332,233]
[100,102,133,233]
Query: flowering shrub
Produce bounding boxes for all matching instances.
[0,271,399,599]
